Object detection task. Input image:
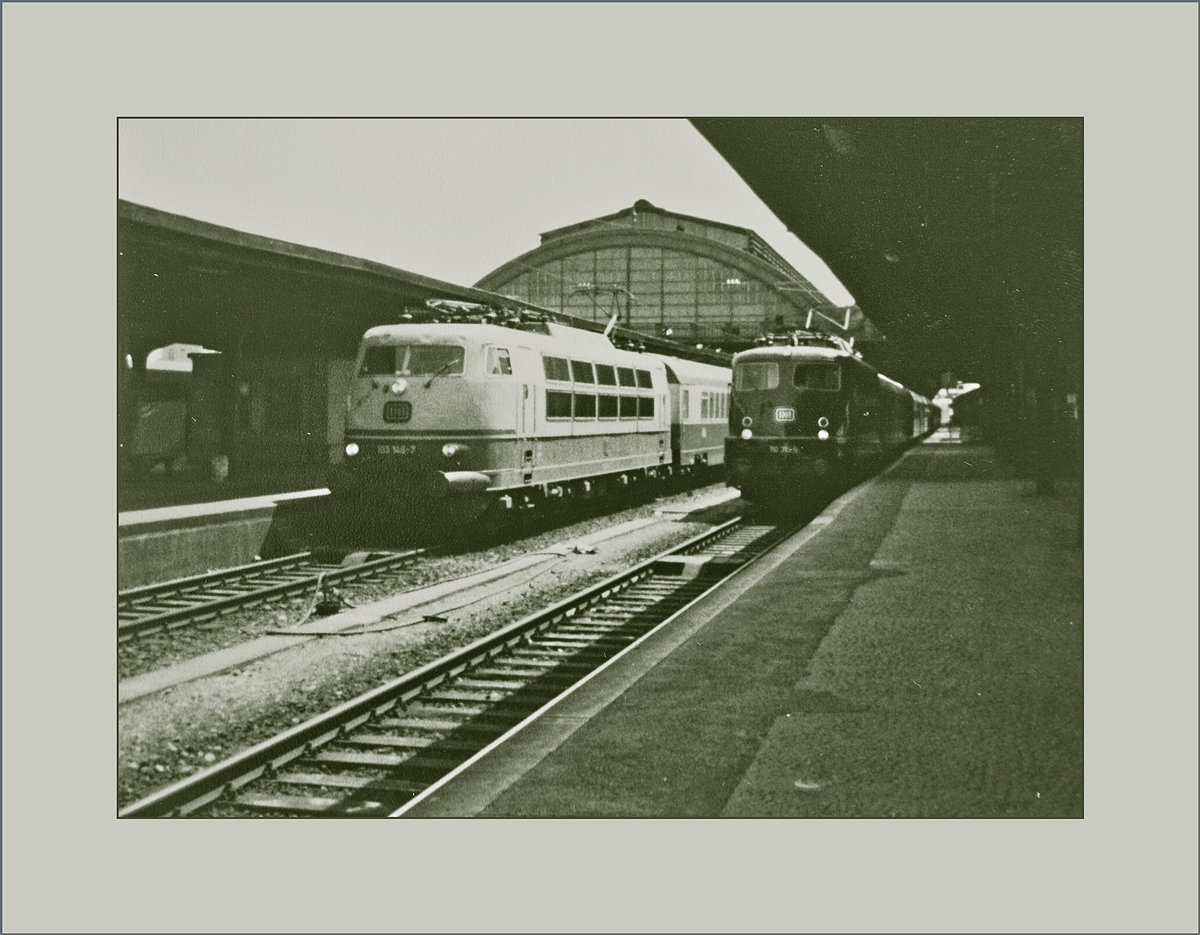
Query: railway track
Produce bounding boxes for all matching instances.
[119,515,794,818]
[117,550,424,641]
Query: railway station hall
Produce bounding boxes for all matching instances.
[118,197,884,512]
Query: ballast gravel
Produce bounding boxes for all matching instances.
[118,485,742,810]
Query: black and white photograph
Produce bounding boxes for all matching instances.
[114,115,1085,822]
[4,3,1197,933]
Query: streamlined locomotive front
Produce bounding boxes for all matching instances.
[724,346,849,499]
[335,326,499,518]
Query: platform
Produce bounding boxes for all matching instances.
[118,489,329,589]
[402,431,1084,818]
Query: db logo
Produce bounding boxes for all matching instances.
[774,407,795,422]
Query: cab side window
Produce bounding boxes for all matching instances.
[487,347,512,376]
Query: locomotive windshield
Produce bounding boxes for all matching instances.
[793,363,841,391]
[734,361,779,390]
[359,344,464,377]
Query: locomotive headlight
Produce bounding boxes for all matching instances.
[345,443,360,457]
[817,417,830,428]
[390,379,408,394]
[817,430,830,441]
[741,429,753,440]
[442,443,467,457]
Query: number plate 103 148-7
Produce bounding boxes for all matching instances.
[377,444,417,456]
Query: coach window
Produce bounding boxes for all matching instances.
[794,363,840,391]
[571,360,595,383]
[598,395,619,419]
[546,390,573,419]
[486,347,512,376]
[595,364,617,386]
[619,396,638,419]
[734,362,779,391]
[543,355,571,382]
[617,367,637,388]
[638,396,655,418]
[574,393,597,419]
[635,369,653,389]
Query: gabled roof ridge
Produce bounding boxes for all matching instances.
[540,199,758,242]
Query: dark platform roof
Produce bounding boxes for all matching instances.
[118,200,730,367]
[118,199,514,308]
[690,118,1083,392]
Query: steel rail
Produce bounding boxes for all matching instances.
[119,516,790,818]
[118,549,425,640]
[118,553,316,607]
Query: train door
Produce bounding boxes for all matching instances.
[514,346,537,483]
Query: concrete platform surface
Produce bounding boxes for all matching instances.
[403,437,1084,818]
[118,489,331,589]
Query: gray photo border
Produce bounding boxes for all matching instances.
[3,2,1197,933]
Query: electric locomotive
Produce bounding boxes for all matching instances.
[724,331,934,501]
[333,302,730,524]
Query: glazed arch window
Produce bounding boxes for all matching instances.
[570,360,596,383]
[595,364,617,386]
[617,367,637,388]
[635,369,654,389]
